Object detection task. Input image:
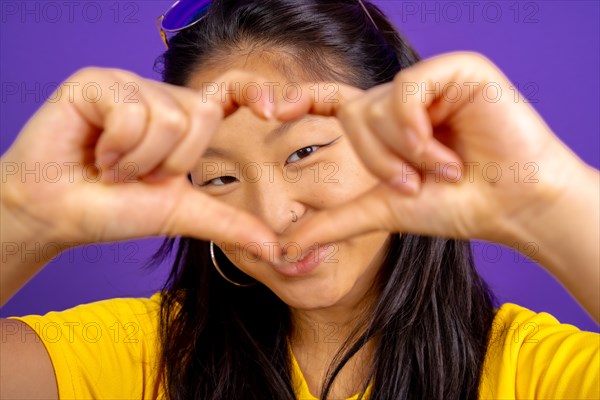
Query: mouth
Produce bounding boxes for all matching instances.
[271,243,331,277]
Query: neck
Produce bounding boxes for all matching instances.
[288,284,378,398]
[290,299,370,349]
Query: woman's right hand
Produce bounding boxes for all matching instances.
[0,67,279,257]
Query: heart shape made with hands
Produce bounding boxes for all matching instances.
[28,57,542,266]
[219,78,467,264]
[1,56,566,274]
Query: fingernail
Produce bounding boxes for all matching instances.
[405,128,424,155]
[263,99,275,120]
[98,152,120,169]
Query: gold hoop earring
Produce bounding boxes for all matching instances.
[210,241,256,287]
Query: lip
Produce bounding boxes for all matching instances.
[272,244,330,278]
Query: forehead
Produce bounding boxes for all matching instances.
[186,50,306,91]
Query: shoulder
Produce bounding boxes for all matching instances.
[488,302,596,347]
[487,302,598,357]
[480,303,599,399]
[6,292,168,399]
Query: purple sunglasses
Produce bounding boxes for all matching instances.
[156,0,212,49]
[156,0,379,49]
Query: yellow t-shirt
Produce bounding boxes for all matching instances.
[8,293,599,399]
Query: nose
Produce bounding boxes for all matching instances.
[246,175,303,236]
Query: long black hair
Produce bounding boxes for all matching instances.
[152,1,498,399]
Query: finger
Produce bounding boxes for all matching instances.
[64,69,189,178]
[56,68,150,169]
[360,89,433,187]
[366,93,463,175]
[94,100,148,170]
[168,185,281,262]
[331,85,423,193]
[338,113,421,194]
[208,69,279,119]
[390,51,503,140]
[345,83,419,158]
[137,80,223,181]
[65,68,277,179]
[274,81,365,120]
[143,102,221,181]
[365,91,424,159]
[108,77,192,178]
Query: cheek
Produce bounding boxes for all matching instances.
[333,144,379,189]
[300,155,379,205]
[344,231,391,271]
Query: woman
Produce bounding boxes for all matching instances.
[1,0,598,399]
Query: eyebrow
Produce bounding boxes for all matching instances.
[202,116,321,159]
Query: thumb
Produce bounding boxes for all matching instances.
[282,184,397,255]
[166,187,281,262]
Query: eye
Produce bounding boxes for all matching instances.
[286,145,320,164]
[200,175,238,187]
[285,136,342,165]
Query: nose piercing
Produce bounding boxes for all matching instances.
[291,210,298,223]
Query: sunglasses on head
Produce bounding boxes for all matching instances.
[156,0,378,49]
[156,0,212,49]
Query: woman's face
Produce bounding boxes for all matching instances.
[188,55,390,310]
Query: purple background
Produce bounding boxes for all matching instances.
[1,1,598,332]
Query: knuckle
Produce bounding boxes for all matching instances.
[337,103,358,123]
[458,51,489,64]
[68,67,107,88]
[452,51,496,73]
[120,101,146,119]
[108,67,137,79]
[161,158,187,176]
[196,100,223,119]
[73,67,135,84]
[103,104,146,144]
[156,107,188,136]
[365,103,385,123]
[72,66,101,80]
[393,69,408,85]
[393,68,419,88]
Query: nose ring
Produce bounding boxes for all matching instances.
[291,210,298,223]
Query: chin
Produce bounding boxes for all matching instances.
[267,273,353,310]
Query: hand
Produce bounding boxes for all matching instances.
[277,52,591,251]
[0,67,279,258]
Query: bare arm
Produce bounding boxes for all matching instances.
[0,318,58,399]
[0,190,65,306]
[500,164,600,323]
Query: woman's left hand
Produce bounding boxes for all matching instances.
[276,52,597,253]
